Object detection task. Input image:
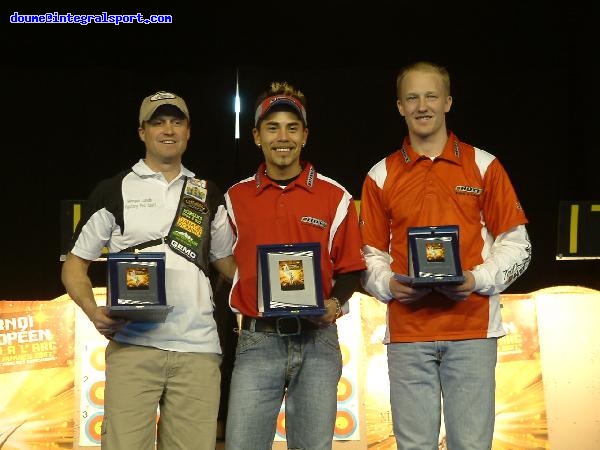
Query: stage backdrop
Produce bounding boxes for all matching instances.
[1,287,599,449]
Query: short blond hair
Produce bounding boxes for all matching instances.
[395,61,451,98]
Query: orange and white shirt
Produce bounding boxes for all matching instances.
[360,132,531,343]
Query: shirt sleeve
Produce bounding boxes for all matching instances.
[471,224,532,295]
[358,160,395,303]
[209,204,235,261]
[360,244,394,303]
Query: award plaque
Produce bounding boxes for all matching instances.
[257,242,326,317]
[397,225,465,287]
[106,252,173,322]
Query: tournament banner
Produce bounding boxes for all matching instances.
[0,298,75,448]
[491,294,549,449]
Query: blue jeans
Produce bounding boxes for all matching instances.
[225,324,343,450]
[387,339,498,450]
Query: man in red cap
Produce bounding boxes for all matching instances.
[223,81,366,449]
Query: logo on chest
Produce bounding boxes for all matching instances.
[301,216,327,229]
[455,185,482,196]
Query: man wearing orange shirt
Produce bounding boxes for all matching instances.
[359,61,532,449]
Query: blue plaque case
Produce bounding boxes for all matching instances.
[257,242,326,317]
[106,252,172,322]
[399,225,465,287]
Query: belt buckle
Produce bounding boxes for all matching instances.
[275,316,301,336]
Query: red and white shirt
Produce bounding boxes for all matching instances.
[360,132,531,343]
[225,161,366,317]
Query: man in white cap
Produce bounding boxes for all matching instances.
[62,91,235,449]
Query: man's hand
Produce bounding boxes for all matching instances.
[434,271,475,301]
[90,306,129,338]
[390,277,432,303]
[307,298,340,326]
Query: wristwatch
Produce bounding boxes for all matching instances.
[330,297,343,319]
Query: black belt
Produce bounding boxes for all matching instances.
[241,316,319,335]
